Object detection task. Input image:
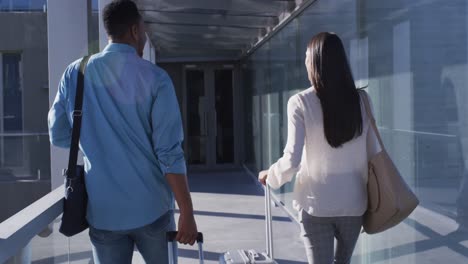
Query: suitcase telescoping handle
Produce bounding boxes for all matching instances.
[167,231,204,264]
[265,184,274,259]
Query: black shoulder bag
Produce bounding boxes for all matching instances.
[59,56,91,237]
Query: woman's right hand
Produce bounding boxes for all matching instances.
[258,170,269,186]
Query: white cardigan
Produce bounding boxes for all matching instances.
[267,88,381,217]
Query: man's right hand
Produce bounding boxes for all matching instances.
[165,173,198,245]
[176,212,198,245]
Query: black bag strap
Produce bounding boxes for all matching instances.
[66,56,90,179]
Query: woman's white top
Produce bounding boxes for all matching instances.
[267,87,381,217]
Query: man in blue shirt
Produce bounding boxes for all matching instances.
[48,1,198,262]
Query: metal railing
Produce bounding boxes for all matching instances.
[0,184,64,263]
[244,126,464,224]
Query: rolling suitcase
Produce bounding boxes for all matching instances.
[219,184,278,264]
[167,231,205,264]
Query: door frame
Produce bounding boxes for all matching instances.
[182,62,241,171]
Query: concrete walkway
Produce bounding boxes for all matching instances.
[28,168,468,263]
[28,168,308,264]
[175,169,307,264]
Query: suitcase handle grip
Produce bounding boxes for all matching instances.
[166,231,204,243]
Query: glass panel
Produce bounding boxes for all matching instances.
[214,69,234,164]
[356,0,468,262]
[8,218,93,263]
[268,19,301,209]
[186,70,207,165]
[251,43,270,171]
[2,53,23,132]
[243,0,468,262]
[241,62,255,171]
[9,216,148,263]
[2,54,25,169]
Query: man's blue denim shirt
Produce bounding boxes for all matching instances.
[48,43,186,230]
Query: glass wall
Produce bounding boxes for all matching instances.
[242,0,468,262]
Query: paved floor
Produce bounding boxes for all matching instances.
[28,168,308,264]
[26,168,468,264]
[174,169,307,264]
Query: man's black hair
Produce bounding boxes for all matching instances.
[103,0,142,39]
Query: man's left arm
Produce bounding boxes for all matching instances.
[48,67,73,148]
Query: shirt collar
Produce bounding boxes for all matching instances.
[103,43,137,54]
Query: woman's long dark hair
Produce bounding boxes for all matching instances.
[308,32,362,148]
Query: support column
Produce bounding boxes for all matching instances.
[98,0,112,51]
[150,42,156,63]
[142,36,153,63]
[48,0,89,189]
[145,41,157,63]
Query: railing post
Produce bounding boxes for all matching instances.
[5,242,31,264]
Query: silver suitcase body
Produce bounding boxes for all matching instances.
[220,249,277,264]
[219,185,278,264]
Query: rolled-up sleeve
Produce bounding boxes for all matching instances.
[267,95,305,189]
[151,73,187,175]
[48,67,72,148]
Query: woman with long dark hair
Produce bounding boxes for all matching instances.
[259,32,380,263]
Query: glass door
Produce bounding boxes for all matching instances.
[186,69,209,165]
[185,66,236,168]
[214,69,234,164]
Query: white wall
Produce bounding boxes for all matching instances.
[48,0,89,189]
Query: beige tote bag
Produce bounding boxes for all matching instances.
[361,91,419,234]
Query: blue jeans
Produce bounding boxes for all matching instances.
[89,211,177,264]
